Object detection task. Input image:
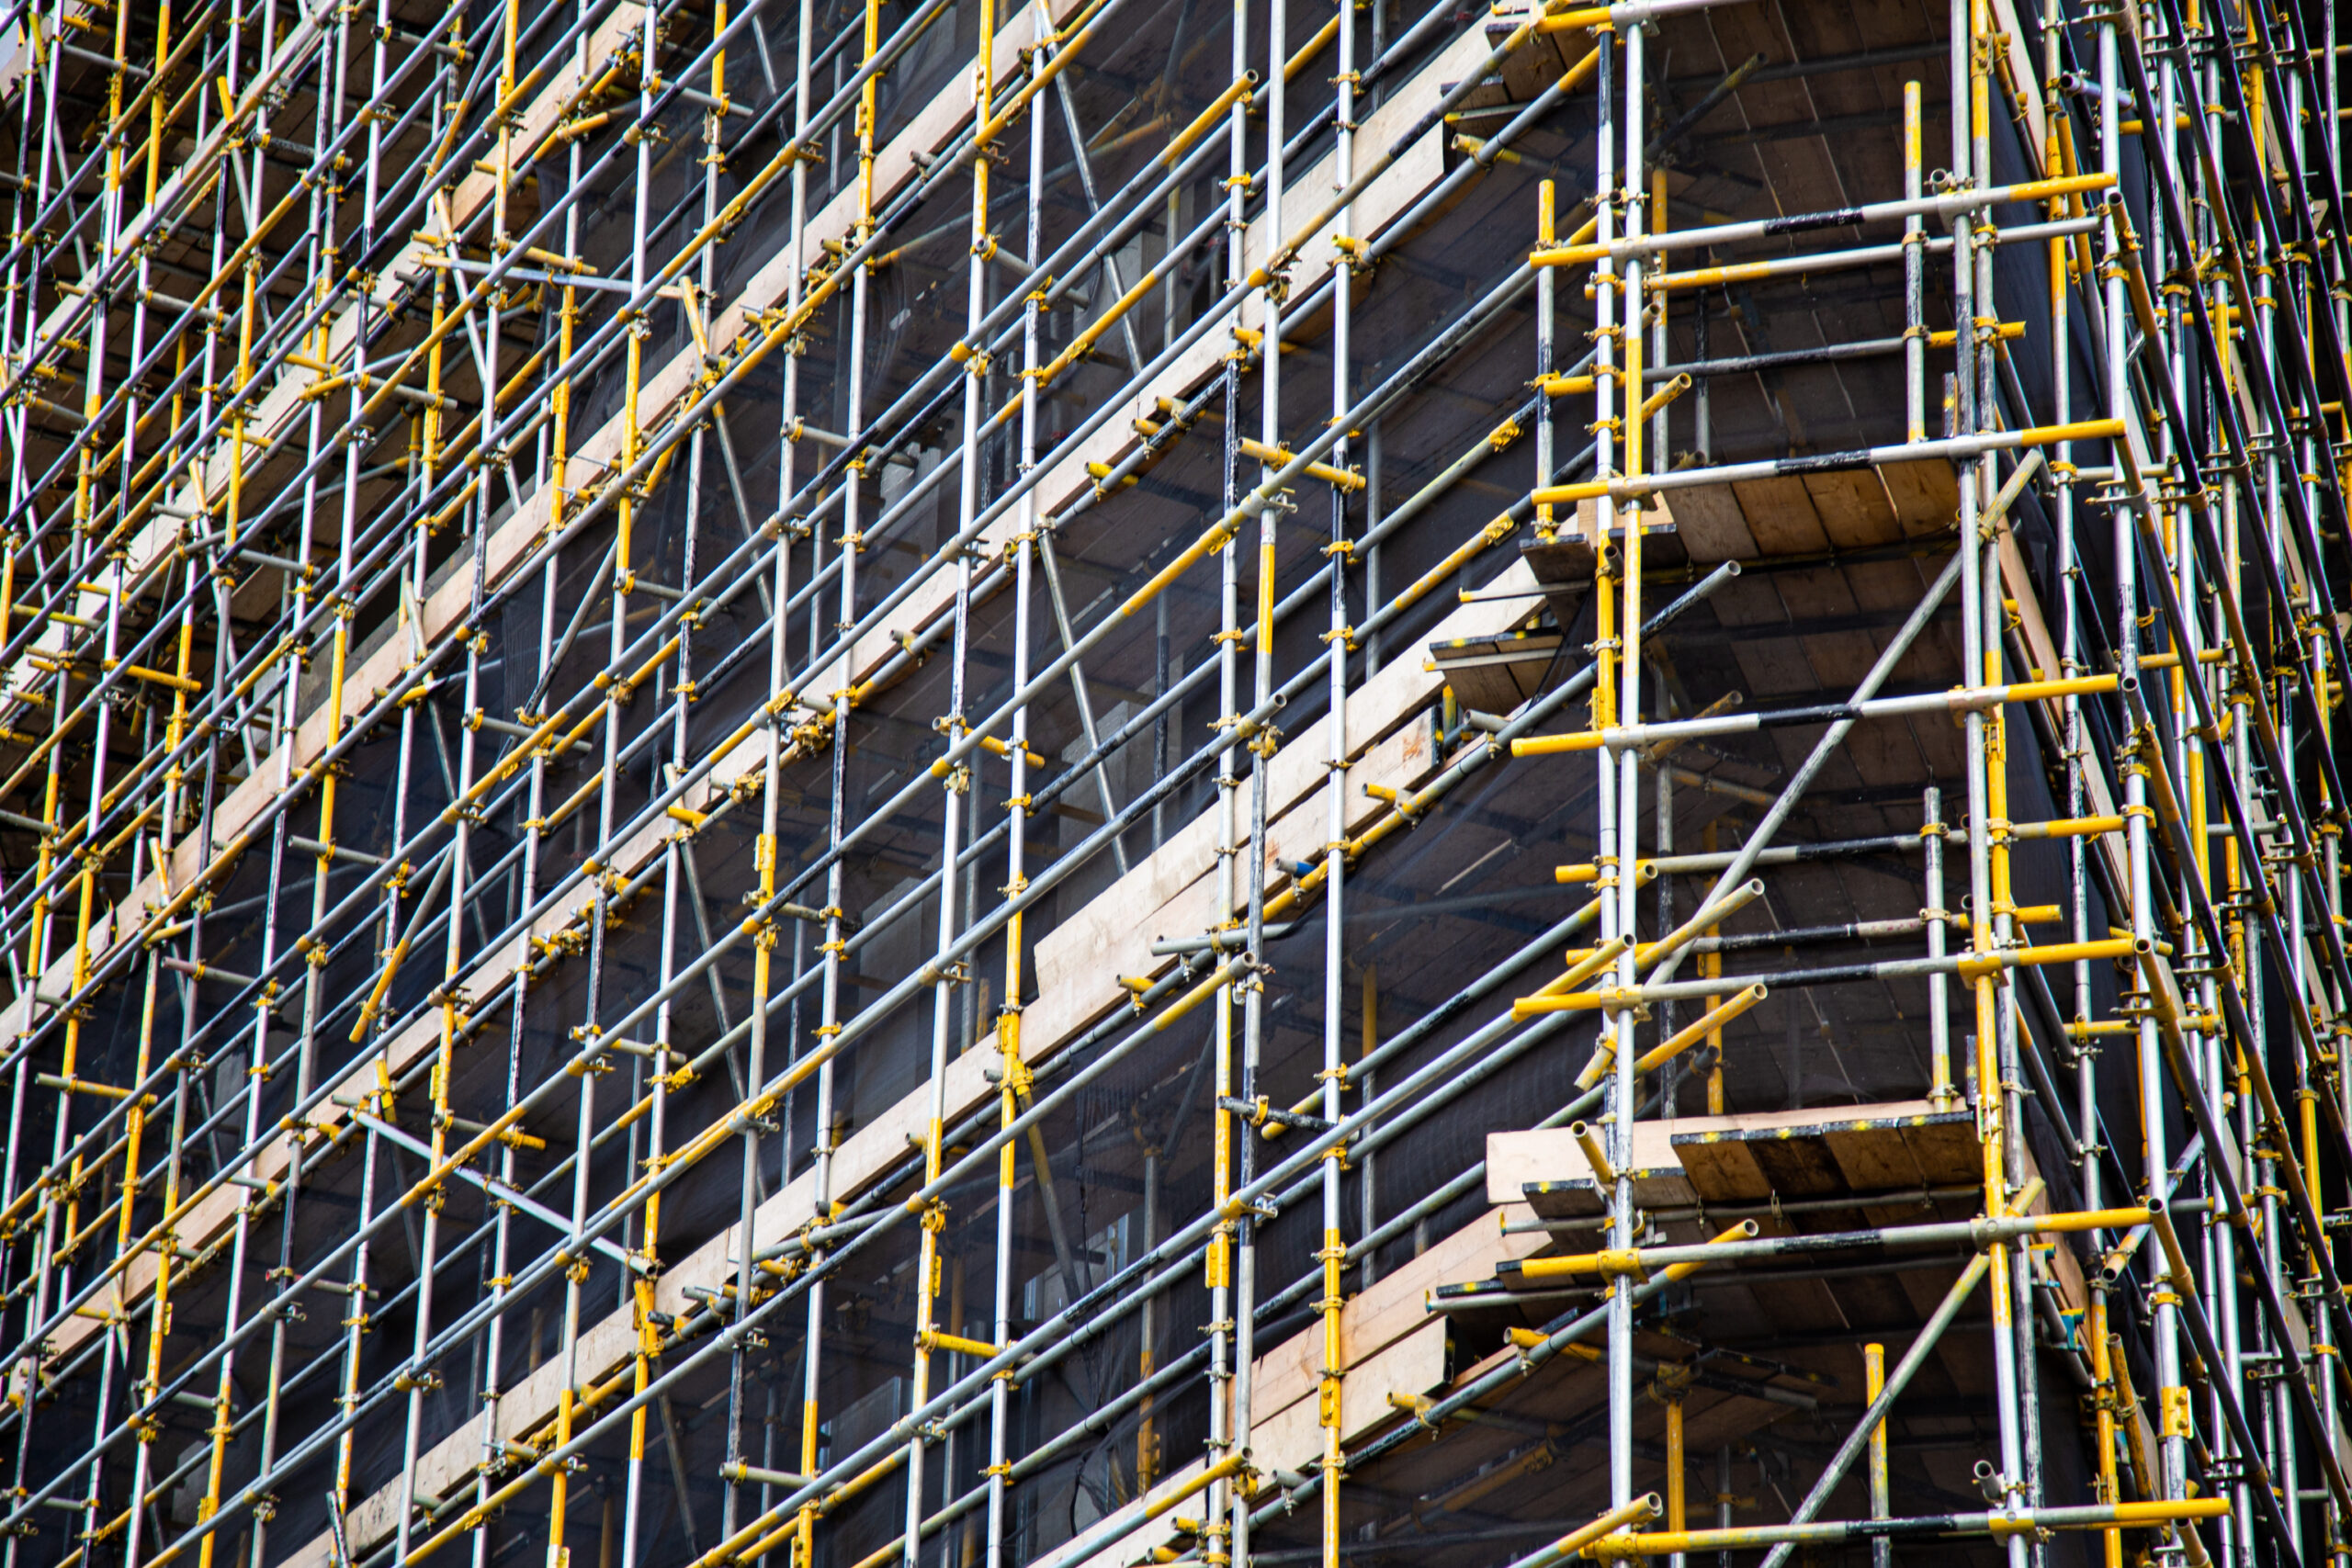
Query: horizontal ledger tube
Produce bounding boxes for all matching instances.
[1581,1500,2231,1559]
[1510,938,2140,1014]
[1478,1201,2162,1287]
[1514,675,2120,756]
[1530,421,2124,508]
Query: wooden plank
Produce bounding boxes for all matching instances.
[1521,1179,1607,1219]
[1821,1119,1939,1192]
[1896,1111,1984,1186]
[1250,1318,1450,1474]
[1030,1459,1214,1568]
[1662,486,1757,562]
[1775,565,1861,622]
[1485,1126,1697,1209]
[1495,24,1575,104]
[1026,700,1442,1055]
[1841,555,1939,616]
[1337,1210,1542,1375]
[1727,635,1822,700]
[1252,1207,1541,1420]
[1486,1128,1579,1207]
[1663,1101,1949,1201]
[1878,457,1960,537]
[1730,477,1832,554]
[1776,564,1871,694]
[1705,570,1794,628]
[1674,1137,1774,1204]
[1433,633,1567,712]
[1739,1134,1849,1202]
[1033,617,1458,1011]
[1799,469,1903,548]
[1797,625,1886,693]
[1834,716,1922,792]
[1494,1101,1951,1205]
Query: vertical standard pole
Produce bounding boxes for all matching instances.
[2225,489,2268,1568]
[1136,1129,1159,1491]
[1365,420,1383,674]
[2217,138,2256,1565]
[480,11,574,1534]
[1867,1343,1890,1568]
[1904,80,1925,443]
[1714,1446,1733,1568]
[1155,587,1170,850]
[2270,19,2337,1545]
[1654,687,1674,1105]
[690,6,733,1535]
[705,0,766,1540]
[1359,965,1378,1288]
[1534,179,1555,541]
[2047,7,2093,1219]
[1690,288,1710,461]
[178,4,261,1553]
[2237,31,2298,1559]
[1611,11,1645,1527]
[1001,19,1052,1557]
[906,0,995,1545]
[1319,3,1358,1564]
[1702,819,1723,1113]
[1586,12,1624,1517]
[559,6,660,1558]
[2097,0,2181,1523]
[122,958,190,1568]
[1206,0,1250,1540]
[1665,1393,1686,1568]
[102,0,172,1521]
[2307,40,2346,1531]
[1924,787,1951,1106]
[1237,0,1288,1548]
[2090,1292,2121,1568]
[1951,3,2023,1558]
[1650,164,1668,468]
[808,3,883,1563]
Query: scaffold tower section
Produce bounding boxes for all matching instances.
[0,0,2348,1565]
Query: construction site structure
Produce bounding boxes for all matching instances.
[0,0,2347,1562]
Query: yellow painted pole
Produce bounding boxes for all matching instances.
[1665,1394,1685,1545]
[1866,1342,1889,1563]
[1582,1498,2231,1558]
[2090,1297,2122,1568]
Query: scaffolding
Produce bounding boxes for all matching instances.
[0,0,2346,1562]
